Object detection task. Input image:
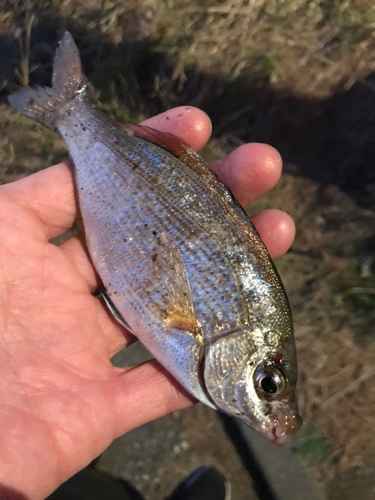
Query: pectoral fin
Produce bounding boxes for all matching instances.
[99,288,134,334]
[152,232,201,339]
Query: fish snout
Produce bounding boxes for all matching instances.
[268,412,303,445]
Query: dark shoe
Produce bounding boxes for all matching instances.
[166,466,230,500]
[47,467,144,500]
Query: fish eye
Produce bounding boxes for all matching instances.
[254,366,286,398]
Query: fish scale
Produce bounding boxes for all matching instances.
[9,32,302,443]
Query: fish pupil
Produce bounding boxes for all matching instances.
[261,376,278,394]
[254,366,285,397]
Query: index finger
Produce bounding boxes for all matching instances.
[2,106,212,240]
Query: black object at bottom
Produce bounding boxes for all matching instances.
[46,467,143,500]
[166,466,229,500]
[47,465,229,500]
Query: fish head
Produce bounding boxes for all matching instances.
[202,325,302,445]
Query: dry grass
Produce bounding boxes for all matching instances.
[151,0,375,96]
[1,0,375,496]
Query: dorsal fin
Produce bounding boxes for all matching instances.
[120,123,209,176]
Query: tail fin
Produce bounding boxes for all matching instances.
[8,32,87,131]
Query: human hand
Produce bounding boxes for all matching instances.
[0,106,295,500]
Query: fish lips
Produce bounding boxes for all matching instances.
[238,410,303,445]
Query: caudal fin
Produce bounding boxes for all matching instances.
[8,32,87,131]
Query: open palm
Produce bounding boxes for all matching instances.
[0,107,295,500]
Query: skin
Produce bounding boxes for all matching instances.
[0,106,295,500]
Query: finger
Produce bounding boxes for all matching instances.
[58,236,99,290]
[251,209,295,259]
[211,143,282,207]
[2,107,212,240]
[141,106,212,151]
[111,360,194,438]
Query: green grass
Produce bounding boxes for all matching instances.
[292,424,337,470]
[331,258,375,342]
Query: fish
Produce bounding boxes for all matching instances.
[9,32,302,444]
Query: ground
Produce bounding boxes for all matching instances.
[1,1,375,498]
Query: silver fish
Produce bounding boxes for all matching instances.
[9,32,302,444]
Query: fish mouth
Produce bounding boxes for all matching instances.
[261,412,303,446]
[262,427,288,446]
